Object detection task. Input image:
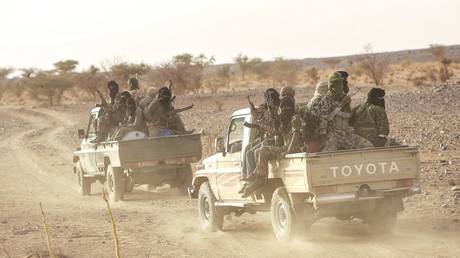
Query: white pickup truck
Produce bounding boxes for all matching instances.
[73,107,202,202]
[189,107,421,240]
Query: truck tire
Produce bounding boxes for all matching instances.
[76,161,91,196]
[367,210,397,234]
[198,182,224,231]
[271,187,302,241]
[178,165,193,195]
[106,164,125,202]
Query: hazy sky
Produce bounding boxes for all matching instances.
[1,0,459,70]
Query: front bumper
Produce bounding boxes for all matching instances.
[314,186,421,205]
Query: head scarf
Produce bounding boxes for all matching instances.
[327,72,346,101]
[367,88,386,108]
[313,81,328,97]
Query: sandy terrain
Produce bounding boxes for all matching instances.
[0,83,459,257]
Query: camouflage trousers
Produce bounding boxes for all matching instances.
[322,130,373,152]
[253,145,284,178]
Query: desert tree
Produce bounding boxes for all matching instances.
[233,53,250,80]
[110,62,152,86]
[150,53,214,94]
[217,64,232,87]
[429,44,453,82]
[53,59,79,74]
[25,70,74,106]
[358,44,390,86]
[77,65,106,99]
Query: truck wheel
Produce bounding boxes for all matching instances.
[367,210,397,234]
[198,182,224,231]
[106,164,125,202]
[271,187,302,241]
[76,161,91,196]
[178,165,193,195]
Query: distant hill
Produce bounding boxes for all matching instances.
[297,44,460,68]
[208,44,460,72]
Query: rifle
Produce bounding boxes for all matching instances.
[327,87,361,121]
[172,104,193,114]
[95,89,109,107]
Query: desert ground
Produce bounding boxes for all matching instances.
[0,82,459,258]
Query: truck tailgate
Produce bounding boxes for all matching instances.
[118,133,202,166]
[308,146,420,187]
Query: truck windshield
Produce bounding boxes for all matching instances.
[227,117,245,153]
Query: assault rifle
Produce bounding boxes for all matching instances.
[327,87,361,121]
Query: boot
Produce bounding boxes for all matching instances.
[241,177,265,198]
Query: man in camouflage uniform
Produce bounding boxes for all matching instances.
[350,88,394,147]
[279,87,296,143]
[304,71,349,152]
[318,72,372,151]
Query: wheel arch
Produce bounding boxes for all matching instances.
[191,175,209,198]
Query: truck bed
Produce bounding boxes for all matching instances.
[270,146,420,194]
[118,133,202,166]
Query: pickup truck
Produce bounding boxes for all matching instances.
[73,107,202,202]
[189,107,421,241]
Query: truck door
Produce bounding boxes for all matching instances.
[216,116,246,200]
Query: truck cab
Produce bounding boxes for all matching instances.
[190,108,421,240]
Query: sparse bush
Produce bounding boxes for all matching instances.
[270,57,301,86]
[410,76,427,87]
[429,44,453,82]
[322,58,341,68]
[217,64,232,87]
[358,44,390,86]
[0,68,13,101]
[305,67,319,84]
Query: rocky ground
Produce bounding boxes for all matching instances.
[0,82,459,257]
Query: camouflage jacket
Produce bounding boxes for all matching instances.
[318,95,353,137]
[303,95,323,141]
[350,102,389,146]
[279,96,296,139]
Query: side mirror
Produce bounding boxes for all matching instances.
[78,129,86,139]
[214,136,225,153]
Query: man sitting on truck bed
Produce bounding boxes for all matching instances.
[304,71,349,152]
[242,87,304,197]
[350,88,398,147]
[242,114,305,197]
[143,86,188,136]
[316,72,373,151]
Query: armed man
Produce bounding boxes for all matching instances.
[241,87,304,197]
[304,71,349,152]
[242,88,281,181]
[317,72,372,151]
[350,88,397,147]
[143,85,191,136]
[128,77,144,105]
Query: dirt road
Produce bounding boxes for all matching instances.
[0,104,459,258]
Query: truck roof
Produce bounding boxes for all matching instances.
[232,108,250,117]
